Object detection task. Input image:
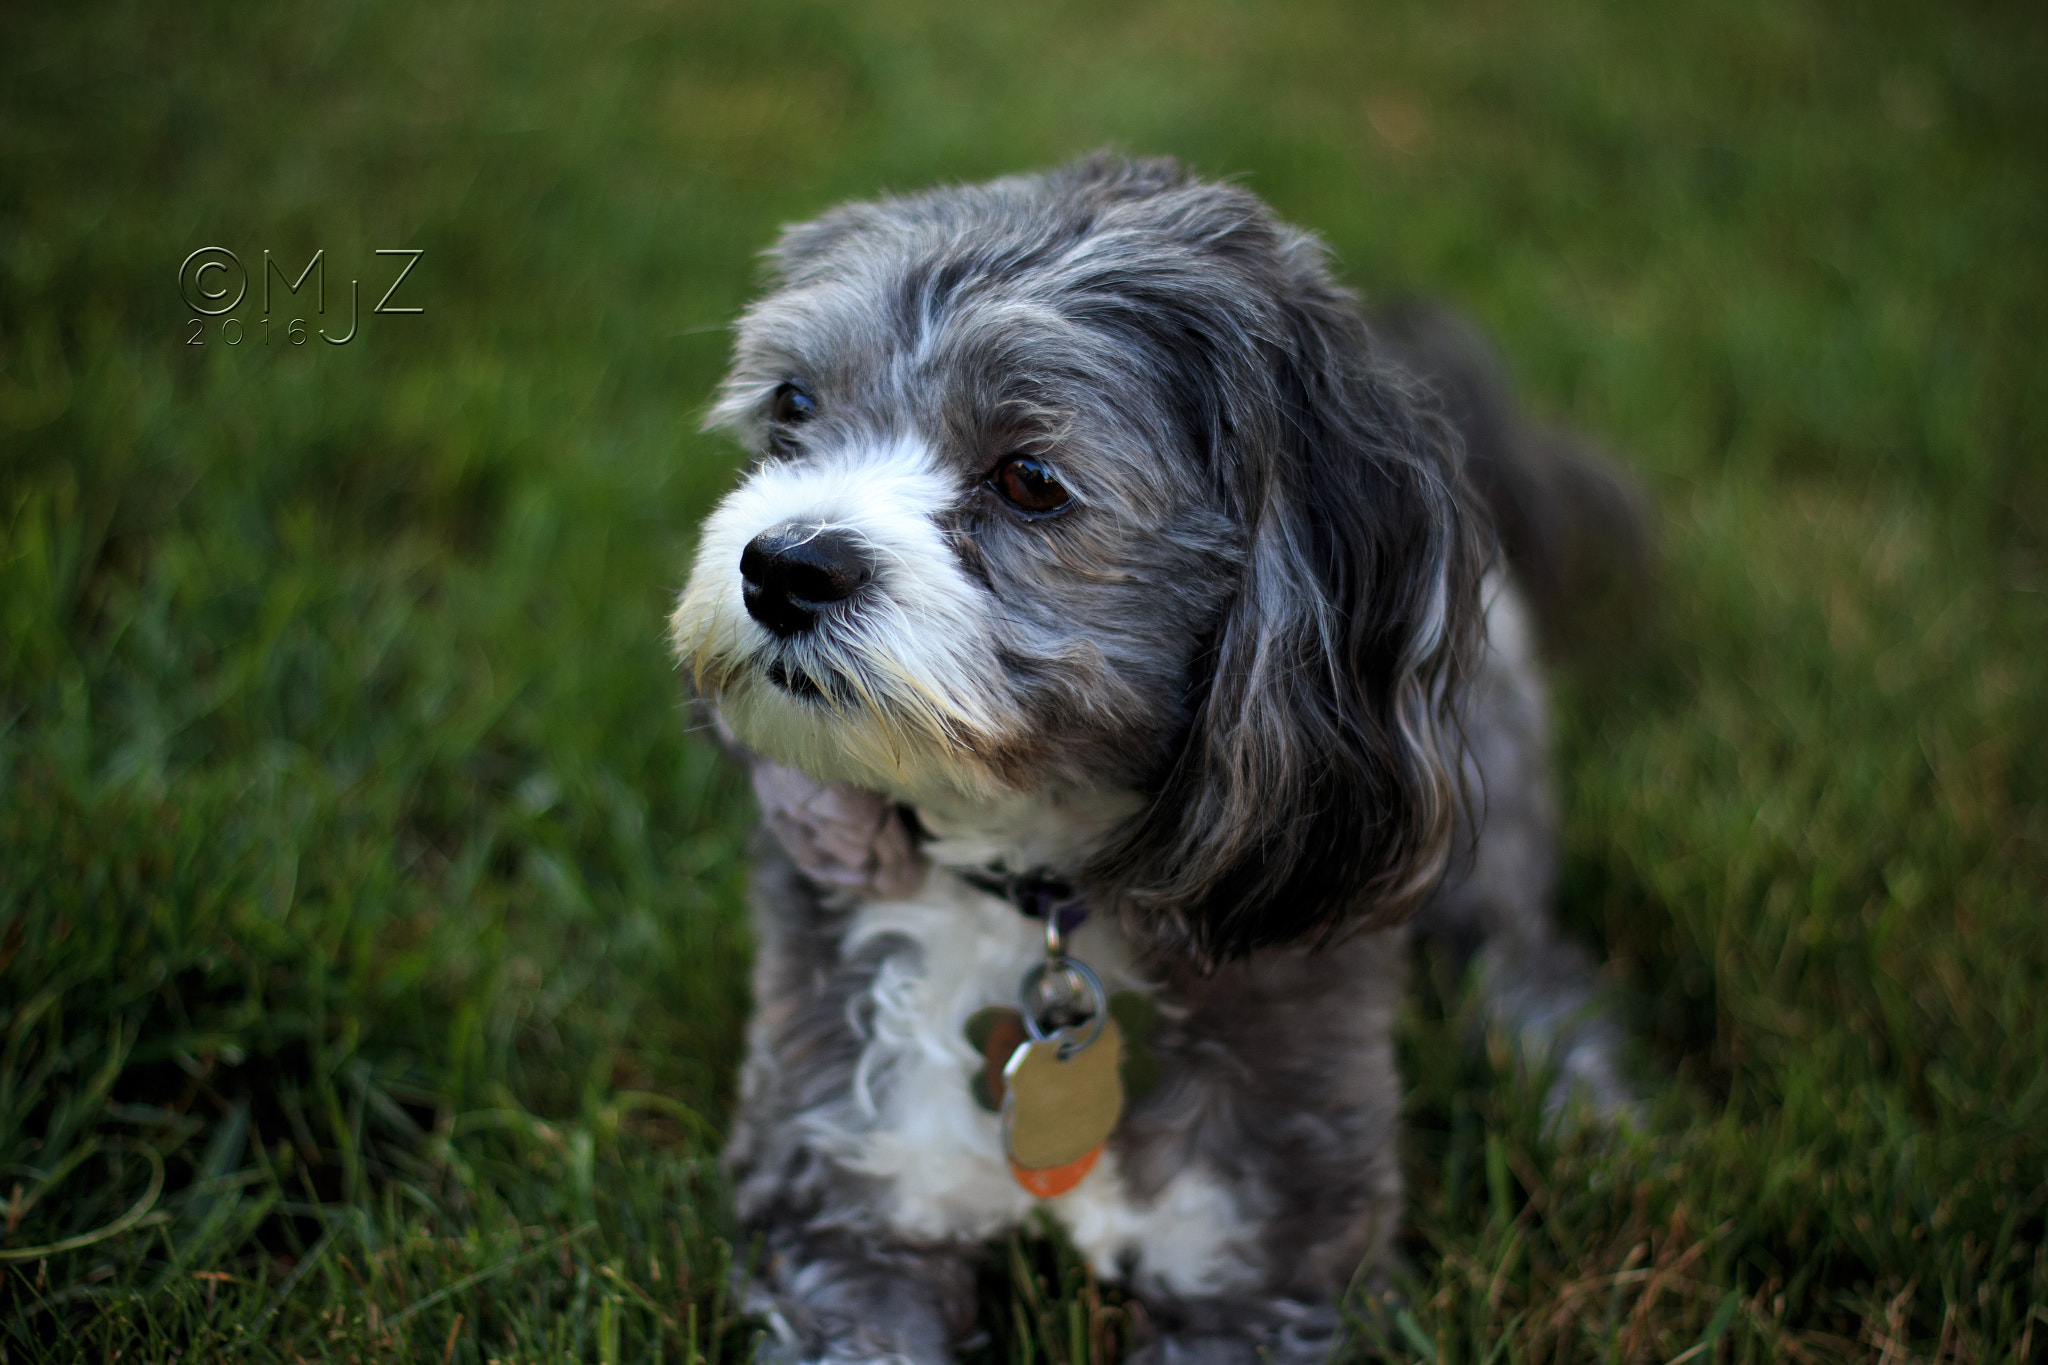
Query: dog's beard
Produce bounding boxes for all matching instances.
[669,436,1020,801]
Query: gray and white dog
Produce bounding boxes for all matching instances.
[671,154,1644,1363]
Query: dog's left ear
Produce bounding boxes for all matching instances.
[1091,249,1489,966]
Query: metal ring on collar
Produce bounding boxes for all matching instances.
[1018,955,1109,1055]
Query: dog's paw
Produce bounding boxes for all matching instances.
[741,1272,958,1365]
[1127,1298,1341,1365]
[1539,1013,1647,1135]
[1474,938,1646,1134]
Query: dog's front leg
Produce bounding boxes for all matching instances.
[742,1224,976,1365]
[729,849,984,1363]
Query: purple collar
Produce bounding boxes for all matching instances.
[956,865,1090,937]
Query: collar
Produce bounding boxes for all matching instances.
[954,864,1090,938]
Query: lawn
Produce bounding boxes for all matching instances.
[2,0,2044,1360]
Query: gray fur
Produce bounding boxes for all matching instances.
[672,155,1643,1363]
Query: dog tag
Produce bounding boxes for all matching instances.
[1002,1015,1123,1195]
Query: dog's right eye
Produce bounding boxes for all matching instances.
[771,383,816,426]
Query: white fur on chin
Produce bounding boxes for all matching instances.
[669,434,1019,803]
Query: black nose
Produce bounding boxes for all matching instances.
[740,525,876,637]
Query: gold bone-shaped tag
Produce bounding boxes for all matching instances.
[1001,1015,1124,1172]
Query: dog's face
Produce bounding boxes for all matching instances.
[673,156,1487,962]
[672,165,1245,806]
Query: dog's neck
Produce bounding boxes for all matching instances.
[911,786,1143,888]
[739,736,1142,904]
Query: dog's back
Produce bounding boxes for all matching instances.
[1370,300,1655,654]
[1372,300,1651,1121]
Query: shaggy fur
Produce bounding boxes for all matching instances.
[670,154,1642,1363]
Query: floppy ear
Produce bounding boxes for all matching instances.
[1091,256,1489,967]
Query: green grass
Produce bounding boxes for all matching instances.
[3,0,2044,1359]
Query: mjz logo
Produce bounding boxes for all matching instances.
[177,247,424,346]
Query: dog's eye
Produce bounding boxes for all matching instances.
[771,382,816,426]
[990,456,1071,516]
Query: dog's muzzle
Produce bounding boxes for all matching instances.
[740,523,875,638]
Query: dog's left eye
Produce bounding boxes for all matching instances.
[989,456,1071,516]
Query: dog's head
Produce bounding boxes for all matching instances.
[673,155,1487,964]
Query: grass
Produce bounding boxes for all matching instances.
[2,0,2044,1359]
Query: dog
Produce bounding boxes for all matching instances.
[670,154,1645,1363]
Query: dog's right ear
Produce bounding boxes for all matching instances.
[1089,243,1489,968]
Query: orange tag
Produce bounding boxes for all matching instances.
[1009,1144,1103,1199]
[1001,1019,1124,1173]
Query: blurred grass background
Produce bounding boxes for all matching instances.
[2,0,2044,1360]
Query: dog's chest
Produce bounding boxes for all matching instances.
[815,875,1261,1298]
